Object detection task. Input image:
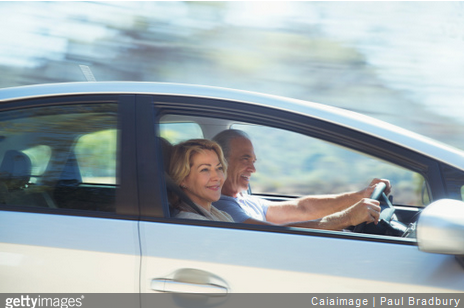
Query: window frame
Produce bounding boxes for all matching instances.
[0,94,139,219]
[145,94,455,245]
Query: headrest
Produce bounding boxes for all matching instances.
[0,150,32,190]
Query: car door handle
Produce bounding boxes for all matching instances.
[151,278,228,294]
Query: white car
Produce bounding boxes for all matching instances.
[1,82,463,297]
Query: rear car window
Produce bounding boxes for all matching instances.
[0,103,118,212]
[159,122,203,144]
[75,129,117,185]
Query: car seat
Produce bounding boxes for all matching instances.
[0,149,56,208]
[0,150,32,205]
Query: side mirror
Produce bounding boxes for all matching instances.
[417,199,464,255]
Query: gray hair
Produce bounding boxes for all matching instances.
[212,129,250,159]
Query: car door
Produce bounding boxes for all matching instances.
[137,94,464,301]
[0,94,140,296]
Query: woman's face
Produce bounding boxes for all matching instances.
[181,149,226,209]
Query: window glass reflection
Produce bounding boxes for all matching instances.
[0,103,118,212]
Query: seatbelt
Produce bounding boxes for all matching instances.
[164,173,206,217]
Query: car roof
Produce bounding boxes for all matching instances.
[1,81,463,170]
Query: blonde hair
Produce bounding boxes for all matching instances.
[169,138,227,193]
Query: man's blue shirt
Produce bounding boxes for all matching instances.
[213,192,269,223]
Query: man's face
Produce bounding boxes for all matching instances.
[221,137,257,198]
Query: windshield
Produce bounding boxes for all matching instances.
[1,1,463,151]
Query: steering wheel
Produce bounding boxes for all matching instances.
[353,182,398,234]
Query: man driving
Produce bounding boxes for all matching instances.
[212,129,390,230]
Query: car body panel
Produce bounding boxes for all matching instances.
[0,211,140,293]
[140,222,464,293]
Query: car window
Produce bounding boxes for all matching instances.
[21,145,52,183]
[0,103,118,212]
[160,122,203,144]
[75,129,117,184]
[232,123,428,207]
[157,111,436,241]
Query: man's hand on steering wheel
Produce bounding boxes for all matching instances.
[354,181,396,233]
[347,198,381,227]
[361,178,392,198]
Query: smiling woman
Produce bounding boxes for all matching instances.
[167,139,234,222]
